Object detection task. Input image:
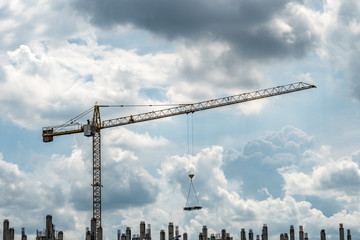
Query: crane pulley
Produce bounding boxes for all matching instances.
[42,82,316,232]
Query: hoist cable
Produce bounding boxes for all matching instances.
[184,113,202,211]
[185,179,192,207]
[191,113,194,156]
[191,180,200,205]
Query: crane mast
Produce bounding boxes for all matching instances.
[42,81,316,232]
[92,106,102,230]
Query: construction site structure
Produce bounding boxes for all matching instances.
[1,217,353,240]
[3,220,15,240]
[3,215,63,240]
[85,218,103,240]
[278,224,353,240]
[316,224,352,240]
[36,215,63,240]
[114,221,152,240]
[115,221,353,240]
[42,82,316,234]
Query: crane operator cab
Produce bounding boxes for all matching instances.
[84,120,96,137]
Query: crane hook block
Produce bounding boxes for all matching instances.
[189,174,194,179]
[84,124,96,137]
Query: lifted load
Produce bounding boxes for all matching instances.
[183,206,202,211]
[184,174,202,211]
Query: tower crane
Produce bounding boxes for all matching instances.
[42,82,316,232]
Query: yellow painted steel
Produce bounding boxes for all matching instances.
[93,130,101,229]
[92,106,102,229]
[42,129,83,137]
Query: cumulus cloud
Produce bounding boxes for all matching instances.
[281,154,360,201]
[0,150,81,236]
[101,156,160,210]
[166,40,267,102]
[316,0,360,100]
[242,126,313,161]
[135,140,360,240]
[0,141,160,238]
[0,153,42,210]
[0,0,88,50]
[104,127,169,149]
[0,40,273,131]
[0,43,180,129]
[278,148,360,217]
[223,126,314,199]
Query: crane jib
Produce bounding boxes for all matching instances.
[101,82,316,129]
[42,82,316,141]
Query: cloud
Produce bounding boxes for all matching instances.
[0,43,180,129]
[0,140,161,238]
[0,0,89,50]
[104,127,169,150]
[141,141,360,240]
[101,157,160,210]
[223,126,314,199]
[166,40,267,102]
[68,0,360,102]
[0,153,41,210]
[281,154,360,201]
[0,151,79,235]
[0,40,273,131]
[316,0,360,100]
[73,0,319,60]
[242,126,314,166]
[2,0,322,132]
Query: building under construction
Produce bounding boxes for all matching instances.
[113,221,353,240]
[3,215,63,240]
[1,217,354,240]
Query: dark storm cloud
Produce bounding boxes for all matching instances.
[73,0,316,59]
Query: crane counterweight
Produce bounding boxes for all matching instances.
[43,129,54,142]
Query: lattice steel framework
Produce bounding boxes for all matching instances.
[92,106,102,228]
[102,82,315,128]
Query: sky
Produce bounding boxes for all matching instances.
[0,0,360,239]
